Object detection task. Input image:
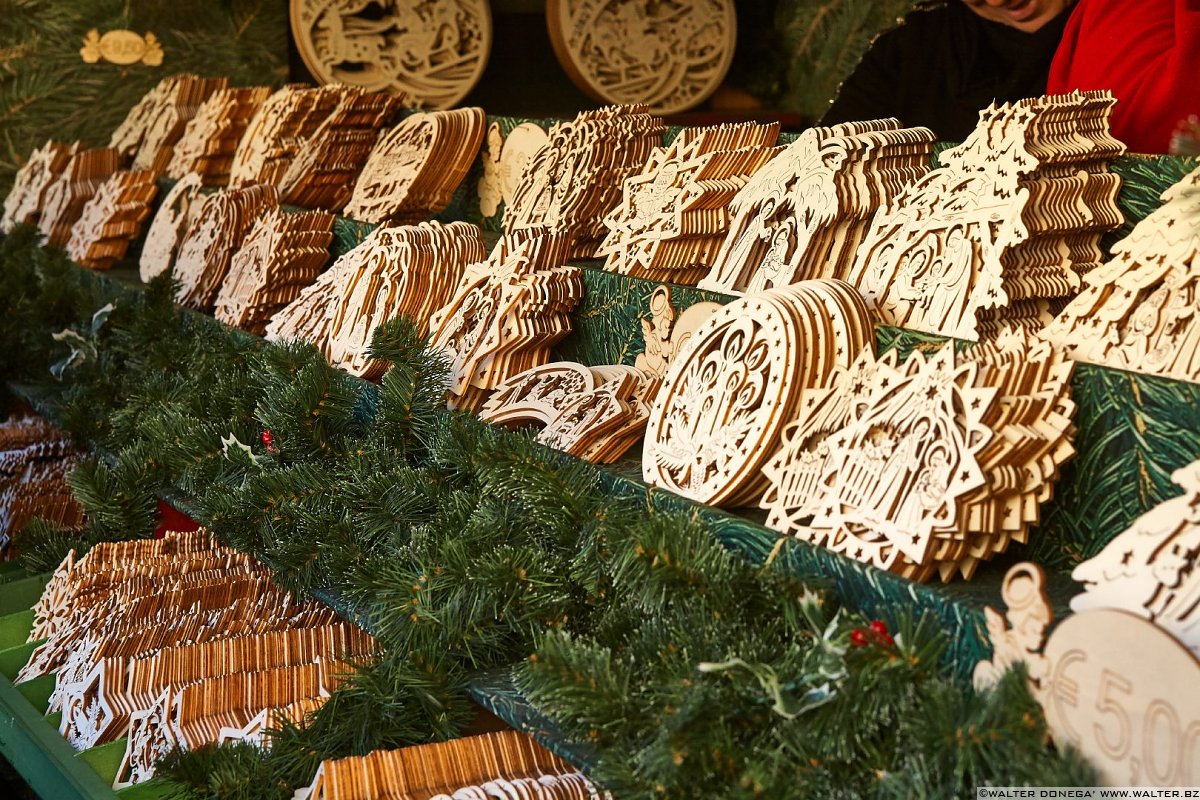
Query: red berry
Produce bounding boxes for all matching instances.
[850,628,868,647]
[869,619,889,637]
[261,429,273,445]
[878,632,895,647]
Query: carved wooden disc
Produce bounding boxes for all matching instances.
[290,0,492,109]
[1042,609,1200,786]
[546,0,737,114]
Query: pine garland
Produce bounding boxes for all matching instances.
[0,229,1092,797]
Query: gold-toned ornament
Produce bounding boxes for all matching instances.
[80,29,164,67]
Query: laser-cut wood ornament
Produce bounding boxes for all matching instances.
[643,279,873,507]
[65,170,159,270]
[634,285,723,380]
[172,184,280,310]
[290,0,492,109]
[300,730,609,800]
[697,119,936,294]
[213,207,335,335]
[598,121,781,285]
[976,562,1200,788]
[2,140,76,233]
[477,121,550,219]
[546,0,737,114]
[847,91,1126,341]
[762,329,1076,582]
[344,106,486,224]
[36,147,121,248]
[1040,164,1200,382]
[427,231,582,411]
[277,89,402,210]
[139,173,204,282]
[503,105,665,259]
[166,87,273,185]
[108,75,228,174]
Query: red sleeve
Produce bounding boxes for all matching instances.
[1048,0,1200,153]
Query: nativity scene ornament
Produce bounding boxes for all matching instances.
[290,0,492,109]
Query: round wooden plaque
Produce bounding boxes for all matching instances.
[290,0,492,109]
[546,0,737,114]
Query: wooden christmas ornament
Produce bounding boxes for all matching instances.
[477,121,550,219]
[343,106,486,224]
[213,207,335,334]
[546,0,737,114]
[2,140,77,233]
[503,105,665,259]
[848,91,1126,341]
[65,170,159,270]
[266,221,486,380]
[976,562,1200,787]
[1039,164,1200,383]
[1069,458,1200,656]
[697,119,936,294]
[36,147,121,248]
[109,74,229,172]
[290,0,492,109]
[427,231,583,411]
[139,173,205,282]
[643,279,873,507]
[172,184,280,309]
[762,329,1076,582]
[166,87,273,185]
[598,121,781,285]
[634,285,723,380]
[0,418,84,554]
[278,89,403,210]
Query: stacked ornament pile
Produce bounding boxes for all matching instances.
[428,232,582,411]
[266,221,486,380]
[108,74,229,174]
[0,415,84,554]
[165,86,273,185]
[759,329,1076,582]
[1040,163,1200,382]
[36,147,122,248]
[503,105,665,258]
[139,174,205,281]
[65,170,159,270]
[1,140,76,234]
[300,730,608,800]
[213,207,336,334]
[277,90,403,210]
[848,90,1126,341]
[13,530,365,787]
[598,120,781,285]
[343,107,487,225]
[698,118,936,294]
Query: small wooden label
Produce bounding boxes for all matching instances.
[80,29,164,66]
[1042,609,1200,786]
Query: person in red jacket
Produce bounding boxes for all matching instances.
[1047,0,1200,153]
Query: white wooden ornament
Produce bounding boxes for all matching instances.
[139,174,205,282]
[848,91,1126,341]
[166,87,273,185]
[1,140,76,233]
[977,562,1200,787]
[290,0,492,109]
[65,170,159,270]
[36,147,121,248]
[546,0,737,114]
[698,119,935,294]
[1040,164,1200,383]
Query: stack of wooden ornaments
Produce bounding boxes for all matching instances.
[1,140,76,233]
[36,147,121,247]
[171,184,281,309]
[12,530,364,786]
[642,279,873,507]
[265,221,486,380]
[300,731,608,800]
[343,107,487,225]
[227,84,346,187]
[139,174,205,281]
[165,87,273,185]
[278,90,403,210]
[213,207,335,334]
[65,170,159,269]
[698,119,936,294]
[0,415,83,553]
[480,286,721,464]
[847,91,1126,341]
[598,121,781,285]
[759,329,1076,582]
[503,105,665,258]
[1040,163,1200,381]
[428,232,582,411]
[108,75,229,173]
